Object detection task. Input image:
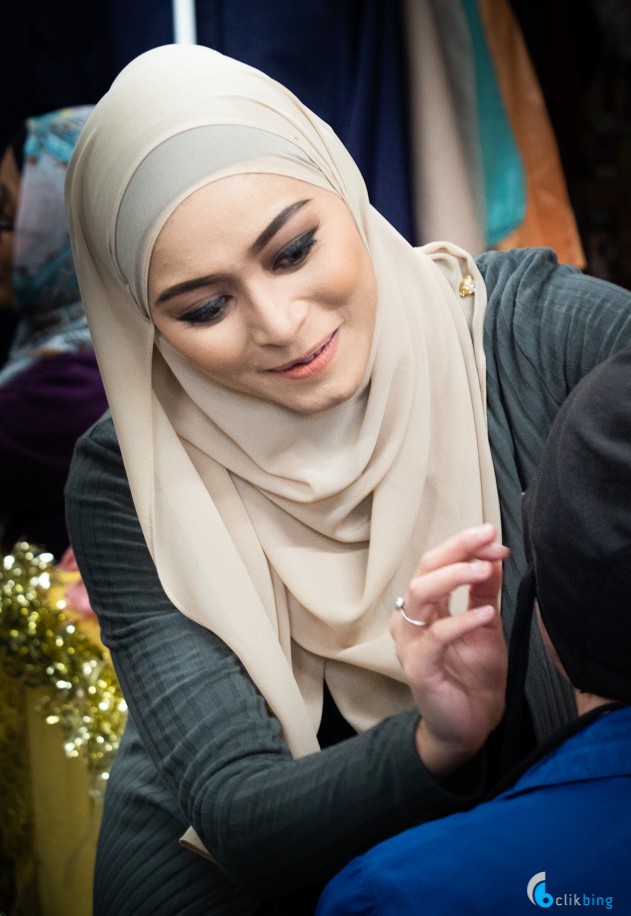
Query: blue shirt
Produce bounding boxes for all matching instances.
[317,706,631,915]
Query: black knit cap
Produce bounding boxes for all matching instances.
[503,347,631,769]
[524,347,631,701]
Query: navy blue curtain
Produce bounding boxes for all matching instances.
[109,0,416,241]
[3,1,416,242]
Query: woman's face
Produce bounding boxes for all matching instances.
[0,145,20,310]
[148,173,377,414]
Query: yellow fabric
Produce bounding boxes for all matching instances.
[65,44,500,762]
[478,0,585,266]
[0,665,37,915]
[26,695,102,916]
[0,676,101,916]
[0,570,104,915]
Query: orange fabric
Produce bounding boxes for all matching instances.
[478,0,585,266]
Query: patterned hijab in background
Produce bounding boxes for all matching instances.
[0,106,93,387]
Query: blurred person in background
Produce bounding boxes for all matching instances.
[0,107,108,559]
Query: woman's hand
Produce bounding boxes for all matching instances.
[390,524,509,780]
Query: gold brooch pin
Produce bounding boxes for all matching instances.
[459,274,476,298]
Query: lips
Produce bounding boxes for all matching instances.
[268,330,339,379]
[269,331,337,372]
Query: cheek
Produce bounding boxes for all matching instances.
[157,320,248,376]
[320,240,375,312]
[341,250,377,331]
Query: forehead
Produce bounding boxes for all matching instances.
[147,174,353,299]
[114,125,337,308]
[155,173,333,246]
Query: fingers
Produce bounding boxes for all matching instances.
[405,557,495,626]
[390,590,497,646]
[391,526,509,639]
[391,603,504,689]
[469,558,503,608]
[417,524,508,576]
[415,606,499,672]
[397,525,508,624]
[428,604,497,644]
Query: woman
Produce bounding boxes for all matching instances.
[64,45,631,914]
[0,107,108,558]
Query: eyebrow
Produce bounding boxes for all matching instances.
[154,198,312,306]
[249,198,310,255]
[154,272,226,305]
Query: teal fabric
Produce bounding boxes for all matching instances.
[460,0,526,245]
[2,107,94,388]
[430,1,486,232]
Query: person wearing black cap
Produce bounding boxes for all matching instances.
[317,347,631,915]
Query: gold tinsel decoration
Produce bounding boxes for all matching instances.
[0,542,127,785]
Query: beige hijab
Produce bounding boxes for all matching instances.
[66,44,500,757]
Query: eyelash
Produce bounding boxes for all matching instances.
[181,295,231,326]
[180,227,319,326]
[272,227,318,270]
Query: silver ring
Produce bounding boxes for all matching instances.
[394,596,427,627]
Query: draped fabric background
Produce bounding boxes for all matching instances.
[478,0,586,266]
[458,0,527,247]
[1,0,629,290]
[402,0,486,253]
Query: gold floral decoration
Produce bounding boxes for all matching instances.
[0,541,127,785]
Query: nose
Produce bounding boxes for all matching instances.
[246,280,309,347]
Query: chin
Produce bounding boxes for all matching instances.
[281,379,364,415]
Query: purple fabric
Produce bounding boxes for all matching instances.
[0,350,108,558]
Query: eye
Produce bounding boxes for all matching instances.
[273,228,318,271]
[179,294,232,326]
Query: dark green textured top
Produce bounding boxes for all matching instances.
[65,248,631,915]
